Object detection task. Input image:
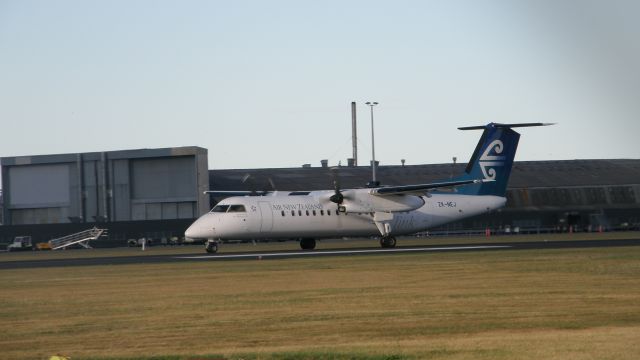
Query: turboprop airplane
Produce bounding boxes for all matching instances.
[185,122,550,253]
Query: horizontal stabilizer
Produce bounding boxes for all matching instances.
[458,122,555,130]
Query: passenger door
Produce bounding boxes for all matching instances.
[259,201,273,233]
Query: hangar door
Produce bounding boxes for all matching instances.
[130,156,198,220]
[8,164,71,224]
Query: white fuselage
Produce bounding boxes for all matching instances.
[185,190,506,241]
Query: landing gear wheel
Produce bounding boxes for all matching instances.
[299,238,316,250]
[205,240,218,254]
[380,236,397,248]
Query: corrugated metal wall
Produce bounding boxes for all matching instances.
[1,147,208,225]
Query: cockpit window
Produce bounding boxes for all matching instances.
[211,205,230,213]
[227,205,246,213]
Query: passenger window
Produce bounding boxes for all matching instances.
[211,205,230,213]
[313,210,316,216]
[298,210,302,216]
[291,210,295,216]
[320,210,324,216]
[306,210,309,216]
[281,210,285,217]
[227,205,246,213]
[327,210,331,216]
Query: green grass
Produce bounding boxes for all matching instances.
[1,245,640,359]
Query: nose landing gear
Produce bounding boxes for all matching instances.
[205,240,219,253]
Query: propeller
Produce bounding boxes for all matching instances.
[241,174,258,196]
[261,176,276,195]
[329,168,346,211]
[329,180,344,205]
[241,174,276,196]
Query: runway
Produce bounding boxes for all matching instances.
[2,238,640,270]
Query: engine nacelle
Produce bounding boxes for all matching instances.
[342,191,425,213]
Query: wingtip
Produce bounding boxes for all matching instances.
[458,125,486,130]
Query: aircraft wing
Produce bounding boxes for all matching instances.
[204,190,273,197]
[370,179,490,196]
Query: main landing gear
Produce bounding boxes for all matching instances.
[205,240,219,254]
[299,238,316,250]
[380,236,397,248]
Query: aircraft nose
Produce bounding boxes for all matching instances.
[185,225,208,239]
[185,216,214,239]
[184,225,197,239]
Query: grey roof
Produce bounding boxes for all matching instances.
[209,159,640,191]
[509,159,640,188]
[1,146,207,166]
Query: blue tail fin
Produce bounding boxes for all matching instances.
[455,123,522,196]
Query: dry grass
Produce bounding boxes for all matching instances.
[1,246,639,359]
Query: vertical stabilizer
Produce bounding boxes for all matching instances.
[454,122,551,196]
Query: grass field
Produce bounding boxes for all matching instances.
[1,241,640,359]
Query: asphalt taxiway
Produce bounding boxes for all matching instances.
[1,238,639,270]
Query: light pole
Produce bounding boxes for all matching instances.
[365,101,379,186]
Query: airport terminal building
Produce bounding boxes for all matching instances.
[1,146,639,246]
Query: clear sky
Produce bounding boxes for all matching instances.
[1,0,638,171]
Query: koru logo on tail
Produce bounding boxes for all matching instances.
[479,140,505,180]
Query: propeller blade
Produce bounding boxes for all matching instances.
[267,177,276,191]
[329,171,345,210]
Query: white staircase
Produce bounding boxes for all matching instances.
[49,227,108,250]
